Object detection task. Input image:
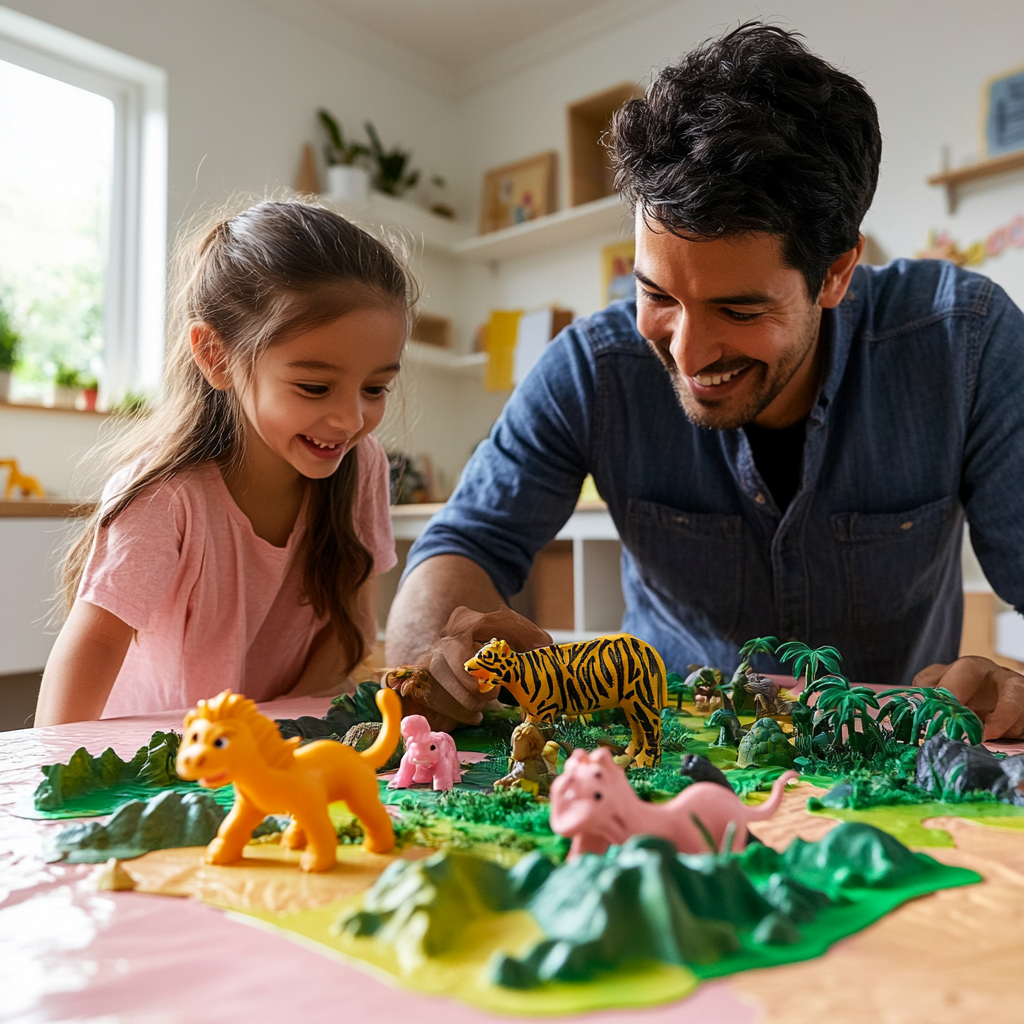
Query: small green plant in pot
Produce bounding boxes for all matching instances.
[0,301,21,402]
[318,109,370,203]
[53,362,83,409]
[80,373,100,411]
[364,121,419,197]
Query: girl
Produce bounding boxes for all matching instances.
[35,200,412,726]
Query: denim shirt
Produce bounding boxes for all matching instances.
[405,260,1024,685]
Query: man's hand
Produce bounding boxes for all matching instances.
[913,656,1024,741]
[412,606,553,720]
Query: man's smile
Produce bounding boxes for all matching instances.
[691,364,752,388]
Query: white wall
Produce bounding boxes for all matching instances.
[2,0,465,234]
[7,0,1024,497]
[455,0,1024,312]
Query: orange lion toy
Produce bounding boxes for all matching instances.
[176,686,401,872]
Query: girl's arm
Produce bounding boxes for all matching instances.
[283,577,379,699]
[35,600,134,727]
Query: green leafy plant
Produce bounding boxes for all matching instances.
[0,300,20,372]
[79,374,99,392]
[317,108,369,166]
[53,362,83,388]
[364,120,419,196]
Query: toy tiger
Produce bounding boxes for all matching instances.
[464,633,667,767]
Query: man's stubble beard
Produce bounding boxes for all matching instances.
[658,308,821,431]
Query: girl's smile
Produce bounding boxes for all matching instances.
[236,305,406,484]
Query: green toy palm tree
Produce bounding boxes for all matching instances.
[876,685,984,746]
[729,636,777,712]
[811,675,883,753]
[776,642,843,702]
[912,687,984,746]
[875,689,923,744]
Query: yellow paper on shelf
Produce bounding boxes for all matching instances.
[483,309,522,391]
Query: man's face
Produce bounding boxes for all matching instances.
[634,217,825,430]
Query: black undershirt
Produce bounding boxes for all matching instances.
[743,418,808,513]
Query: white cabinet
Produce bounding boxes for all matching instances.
[0,511,73,673]
[384,502,624,642]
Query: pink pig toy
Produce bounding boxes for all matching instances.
[387,715,462,791]
[550,747,797,859]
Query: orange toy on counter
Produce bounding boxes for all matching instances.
[0,458,44,499]
[176,686,401,872]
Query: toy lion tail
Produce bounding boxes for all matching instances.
[360,686,402,770]
[746,770,799,820]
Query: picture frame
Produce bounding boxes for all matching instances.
[479,151,557,234]
[984,64,1024,158]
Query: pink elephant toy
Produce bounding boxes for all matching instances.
[549,747,797,859]
[387,715,462,791]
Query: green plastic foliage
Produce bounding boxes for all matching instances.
[737,718,797,769]
[34,731,181,811]
[51,789,225,862]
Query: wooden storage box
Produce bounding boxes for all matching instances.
[567,82,642,208]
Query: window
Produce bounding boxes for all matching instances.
[0,7,166,405]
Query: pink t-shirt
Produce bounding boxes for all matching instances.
[80,435,396,718]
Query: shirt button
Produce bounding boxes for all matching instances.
[755,493,767,505]
[901,520,914,530]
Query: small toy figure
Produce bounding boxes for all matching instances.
[465,633,667,767]
[494,722,558,796]
[549,746,797,859]
[382,665,479,732]
[176,686,401,872]
[387,714,461,791]
[0,458,44,499]
[708,708,744,747]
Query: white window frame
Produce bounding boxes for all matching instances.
[0,5,167,399]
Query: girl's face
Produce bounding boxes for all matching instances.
[236,305,405,480]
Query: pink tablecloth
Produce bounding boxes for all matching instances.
[0,697,756,1024]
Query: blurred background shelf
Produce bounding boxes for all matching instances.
[453,194,629,263]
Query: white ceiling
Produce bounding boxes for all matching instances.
[317,0,626,70]
[253,0,669,95]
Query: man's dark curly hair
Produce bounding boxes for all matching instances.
[611,22,882,297]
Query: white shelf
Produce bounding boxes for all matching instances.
[322,191,470,255]
[404,342,487,372]
[323,191,632,265]
[453,194,631,263]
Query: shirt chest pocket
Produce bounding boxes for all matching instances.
[830,495,961,622]
[623,498,745,638]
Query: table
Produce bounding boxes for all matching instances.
[3,697,1024,1024]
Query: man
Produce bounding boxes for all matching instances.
[387,23,1024,740]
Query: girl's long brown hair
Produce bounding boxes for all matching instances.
[62,198,414,676]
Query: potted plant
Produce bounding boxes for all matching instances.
[0,301,20,403]
[53,362,83,409]
[80,373,99,411]
[318,109,370,203]
[364,121,419,197]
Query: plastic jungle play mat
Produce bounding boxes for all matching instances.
[5,692,1024,1024]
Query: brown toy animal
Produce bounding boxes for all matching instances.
[494,722,558,796]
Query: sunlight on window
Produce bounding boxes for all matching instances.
[0,59,114,400]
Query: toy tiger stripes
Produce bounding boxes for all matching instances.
[464,633,667,767]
